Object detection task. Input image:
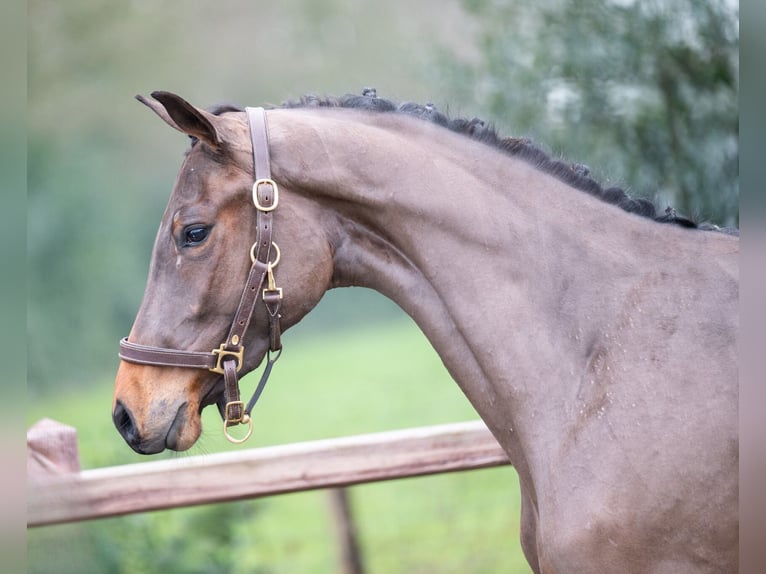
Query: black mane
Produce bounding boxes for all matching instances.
[205,90,736,234]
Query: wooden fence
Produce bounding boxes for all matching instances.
[27,418,510,527]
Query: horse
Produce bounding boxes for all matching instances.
[113,90,738,573]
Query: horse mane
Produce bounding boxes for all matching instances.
[202,89,736,234]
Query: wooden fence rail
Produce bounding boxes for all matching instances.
[27,419,510,527]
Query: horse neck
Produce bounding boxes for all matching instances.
[268,108,661,482]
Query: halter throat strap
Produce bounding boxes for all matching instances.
[118,106,283,443]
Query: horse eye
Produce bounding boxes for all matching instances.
[184,226,209,246]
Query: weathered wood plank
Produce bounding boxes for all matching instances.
[27,418,80,476]
[27,420,510,527]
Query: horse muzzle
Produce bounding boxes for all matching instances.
[112,362,207,453]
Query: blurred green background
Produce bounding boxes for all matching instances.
[27,0,737,572]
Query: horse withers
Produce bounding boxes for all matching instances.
[113,91,738,573]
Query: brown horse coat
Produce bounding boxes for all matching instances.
[114,92,738,573]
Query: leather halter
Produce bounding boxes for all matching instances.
[118,107,283,444]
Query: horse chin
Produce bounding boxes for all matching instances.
[133,403,202,454]
[164,402,195,452]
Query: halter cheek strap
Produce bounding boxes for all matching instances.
[118,106,283,444]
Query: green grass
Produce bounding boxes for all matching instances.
[28,318,531,573]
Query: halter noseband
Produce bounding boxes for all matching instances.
[118,107,283,444]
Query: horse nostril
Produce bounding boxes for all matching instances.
[113,400,140,447]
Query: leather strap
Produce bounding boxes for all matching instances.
[119,337,218,369]
[245,348,281,413]
[223,258,271,350]
[220,106,278,351]
[248,106,276,266]
[118,106,283,438]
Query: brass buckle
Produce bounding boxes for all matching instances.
[210,344,244,374]
[252,178,279,212]
[224,400,246,424]
[263,261,283,300]
[263,287,283,300]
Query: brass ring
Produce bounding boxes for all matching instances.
[223,415,253,444]
[252,178,279,212]
[250,241,280,267]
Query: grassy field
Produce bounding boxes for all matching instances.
[28,316,531,573]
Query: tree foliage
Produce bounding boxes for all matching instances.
[441,0,738,226]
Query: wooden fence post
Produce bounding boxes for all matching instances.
[328,488,365,574]
[27,418,80,476]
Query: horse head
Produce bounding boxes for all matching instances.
[113,92,332,453]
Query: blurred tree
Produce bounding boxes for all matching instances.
[439,0,738,226]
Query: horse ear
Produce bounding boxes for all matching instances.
[135,94,183,132]
[136,91,222,149]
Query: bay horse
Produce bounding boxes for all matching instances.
[113,90,738,573]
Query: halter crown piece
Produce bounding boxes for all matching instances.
[118,107,284,444]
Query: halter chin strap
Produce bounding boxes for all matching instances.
[118,106,283,444]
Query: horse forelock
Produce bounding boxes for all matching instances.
[192,91,736,234]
